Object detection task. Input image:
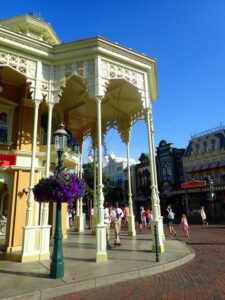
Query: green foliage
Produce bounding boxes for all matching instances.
[82,163,124,204]
[104,183,124,205]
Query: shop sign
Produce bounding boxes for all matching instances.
[181,180,207,189]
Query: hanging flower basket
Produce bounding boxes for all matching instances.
[33,172,85,204]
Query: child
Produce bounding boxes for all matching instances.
[180,214,189,238]
[200,206,208,226]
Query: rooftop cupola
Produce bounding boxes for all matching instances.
[0,12,61,45]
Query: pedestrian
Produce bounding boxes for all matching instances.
[166,204,176,237]
[72,208,75,223]
[68,208,73,226]
[123,204,129,228]
[104,203,112,249]
[180,213,189,237]
[145,207,152,229]
[112,203,124,246]
[200,206,208,226]
[138,206,146,232]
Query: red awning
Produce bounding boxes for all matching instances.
[0,153,16,166]
[181,180,207,189]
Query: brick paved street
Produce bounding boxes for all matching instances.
[56,224,225,300]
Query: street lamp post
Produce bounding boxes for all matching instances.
[208,177,216,219]
[50,123,68,279]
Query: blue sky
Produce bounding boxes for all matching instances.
[1,1,225,161]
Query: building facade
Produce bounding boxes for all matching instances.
[156,140,185,209]
[103,153,137,188]
[134,153,151,209]
[179,126,225,219]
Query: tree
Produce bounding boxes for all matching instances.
[82,163,124,205]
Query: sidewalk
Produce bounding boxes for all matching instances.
[0,228,195,300]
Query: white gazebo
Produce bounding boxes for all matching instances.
[0,14,165,263]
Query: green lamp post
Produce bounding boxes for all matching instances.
[50,123,68,279]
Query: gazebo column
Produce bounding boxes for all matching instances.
[92,147,97,235]
[21,99,41,262]
[145,107,165,253]
[76,153,84,232]
[126,141,136,236]
[118,121,136,236]
[39,102,54,260]
[96,96,107,262]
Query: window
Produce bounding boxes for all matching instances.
[211,139,216,150]
[195,143,200,154]
[0,98,17,144]
[203,141,207,152]
[0,112,8,143]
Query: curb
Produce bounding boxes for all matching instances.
[4,246,195,300]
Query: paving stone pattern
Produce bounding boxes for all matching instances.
[57,225,225,300]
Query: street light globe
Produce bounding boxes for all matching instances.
[54,123,68,152]
[88,155,93,163]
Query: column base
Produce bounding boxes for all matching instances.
[21,225,51,262]
[128,215,136,236]
[128,231,136,237]
[96,252,108,262]
[74,215,84,232]
[151,219,165,254]
[152,243,165,253]
[158,216,165,241]
[96,223,107,262]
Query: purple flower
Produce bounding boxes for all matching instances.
[33,172,85,203]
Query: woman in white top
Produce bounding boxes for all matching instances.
[200,206,208,226]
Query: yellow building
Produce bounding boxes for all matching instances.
[0,13,163,262]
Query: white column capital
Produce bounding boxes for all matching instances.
[47,101,55,110]
[95,95,104,103]
[33,99,42,107]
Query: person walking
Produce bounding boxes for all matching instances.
[166,204,176,237]
[138,206,146,232]
[123,204,129,228]
[104,203,112,249]
[200,206,208,226]
[112,203,124,246]
[180,213,189,237]
[145,207,152,229]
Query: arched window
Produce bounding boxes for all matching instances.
[0,112,8,143]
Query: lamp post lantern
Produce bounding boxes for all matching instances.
[50,123,68,279]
